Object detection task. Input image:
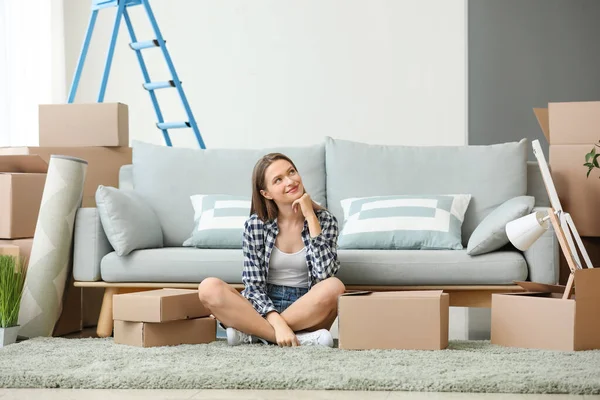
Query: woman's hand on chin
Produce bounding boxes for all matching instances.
[292,193,316,219]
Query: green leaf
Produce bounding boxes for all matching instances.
[584,162,593,168]
[588,168,593,178]
[586,151,594,163]
[594,155,600,168]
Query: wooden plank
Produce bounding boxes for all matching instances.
[75,281,524,309]
[549,208,578,274]
[548,207,578,300]
[74,282,219,289]
[74,281,523,292]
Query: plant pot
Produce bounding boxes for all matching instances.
[0,326,20,347]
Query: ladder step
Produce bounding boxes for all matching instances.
[129,39,162,50]
[157,121,191,130]
[143,80,180,90]
[93,0,142,10]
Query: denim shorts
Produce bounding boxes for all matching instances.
[267,283,309,314]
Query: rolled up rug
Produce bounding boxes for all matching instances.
[18,155,87,338]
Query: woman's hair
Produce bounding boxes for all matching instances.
[250,153,297,221]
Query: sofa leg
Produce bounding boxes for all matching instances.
[97,287,118,338]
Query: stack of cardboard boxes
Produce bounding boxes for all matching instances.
[489,102,600,352]
[0,102,133,336]
[533,102,600,283]
[113,289,216,347]
[0,155,46,265]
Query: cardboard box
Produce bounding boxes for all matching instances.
[337,290,449,350]
[559,236,600,284]
[0,238,33,267]
[0,244,19,257]
[0,155,47,239]
[491,268,600,351]
[113,289,211,323]
[534,102,600,236]
[114,317,216,348]
[39,103,129,147]
[0,147,132,207]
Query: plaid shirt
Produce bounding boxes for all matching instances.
[241,209,341,316]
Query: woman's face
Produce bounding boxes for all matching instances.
[261,159,304,205]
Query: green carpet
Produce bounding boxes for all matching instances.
[1,337,600,393]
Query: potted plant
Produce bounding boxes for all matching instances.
[584,142,600,178]
[0,255,27,347]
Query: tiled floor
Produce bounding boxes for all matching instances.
[0,389,598,399]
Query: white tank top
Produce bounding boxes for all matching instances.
[267,246,309,288]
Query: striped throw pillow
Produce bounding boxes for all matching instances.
[338,194,472,250]
[183,194,251,249]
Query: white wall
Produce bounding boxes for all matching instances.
[63,0,467,149]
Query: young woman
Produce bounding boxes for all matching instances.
[198,153,345,347]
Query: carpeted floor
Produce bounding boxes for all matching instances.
[1,337,600,394]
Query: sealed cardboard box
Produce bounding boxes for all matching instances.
[113,289,211,323]
[39,103,129,147]
[534,102,600,236]
[0,155,47,239]
[0,238,33,266]
[0,146,132,207]
[114,317,216,348]
[338,290,449,350]
[491,268,600,351]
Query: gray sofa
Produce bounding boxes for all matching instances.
[72,137,559,294]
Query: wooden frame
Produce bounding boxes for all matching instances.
[73,281,525,338]
[530,139,596,298]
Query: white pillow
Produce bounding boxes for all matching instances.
[183,194,251,249]
[338,194,472,250]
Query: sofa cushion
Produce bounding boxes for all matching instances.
[336,249,528,285]
[100,247,527,285]
[325,137,528,245]
[131,140,326,247]
[101,248,244,283]
[338,194,471,250]
[95,185,163,256]
[467,195,535,256]
[183,194,251,249]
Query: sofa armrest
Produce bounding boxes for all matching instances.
[522,207,560,284]
[73,208,113,281]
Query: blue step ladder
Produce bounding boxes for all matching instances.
[67,0,206,148]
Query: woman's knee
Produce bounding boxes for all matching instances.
[316,277,346,306]
[197,277,226,307]
[324,277,346,297]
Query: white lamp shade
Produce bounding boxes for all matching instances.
[506,211,550,251]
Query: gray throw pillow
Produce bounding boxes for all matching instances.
[466,196,535,256]
[95,185,164,256]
